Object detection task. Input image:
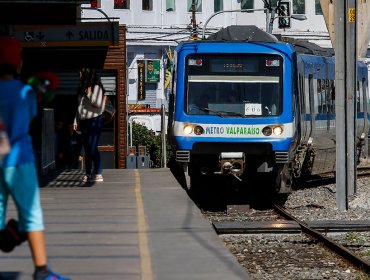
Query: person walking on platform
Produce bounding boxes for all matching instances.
[0,35,70,280]
[73,68,105,183]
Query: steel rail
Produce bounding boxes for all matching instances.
[212,220,370,234]
[273,204,370,274]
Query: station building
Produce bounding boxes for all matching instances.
[0,0,126,170]
[1,1,369,170]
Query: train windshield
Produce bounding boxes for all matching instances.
[185,54,283,117]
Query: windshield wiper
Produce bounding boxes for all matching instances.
[195,106,246,118]
[215,110,247,118]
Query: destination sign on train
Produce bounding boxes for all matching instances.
[14,22,119,47]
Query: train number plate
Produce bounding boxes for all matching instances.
[244,103,262,115]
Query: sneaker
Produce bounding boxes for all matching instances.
[33,268,70,280]
[91,174,104,182]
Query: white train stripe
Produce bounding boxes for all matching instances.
[173,121,294,138]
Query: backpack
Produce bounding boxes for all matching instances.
[102,95,116,124]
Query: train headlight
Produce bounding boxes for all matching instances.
[273,125,283,136]
[194,125,204,135]
[262,126,272,136]
[183,124,193,135]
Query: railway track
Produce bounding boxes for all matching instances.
[273,204,370,274]
[204,205,370,278]
[193,167,370,278]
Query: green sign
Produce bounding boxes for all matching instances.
[145,60,160,83]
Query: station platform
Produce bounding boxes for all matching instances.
[0,168,250,280]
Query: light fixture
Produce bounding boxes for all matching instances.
[183,124,193,135]
[273,125,283,136]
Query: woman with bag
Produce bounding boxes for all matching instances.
[73,68,105,183]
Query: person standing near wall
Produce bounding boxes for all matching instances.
[73,68,105,183]
[0,36,70,280]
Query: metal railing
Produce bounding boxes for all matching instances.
[40,108,56,175]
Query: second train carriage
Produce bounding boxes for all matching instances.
[167,26,369,193]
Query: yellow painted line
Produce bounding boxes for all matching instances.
[134,169,153,280]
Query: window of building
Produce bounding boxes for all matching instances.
[143,0,153,11]
[187,0,202,12]
[241,0,253,11]
[315,0,323,15]
[293,0,305,14]
[114,0,129,9]
[90,0,101,8]
[214,0,223,12]
[270,0,278,8]
[166,0,175,11]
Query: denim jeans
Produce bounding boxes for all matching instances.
[79,114,103,175]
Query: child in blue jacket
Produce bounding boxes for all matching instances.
[0,35,70,280]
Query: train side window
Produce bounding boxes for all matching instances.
[309,74,315,114]
[357,81,362,113]
[329,80,335,113]
[361,79,367,115]
[324,79,330,114]
[299,74,304,109]
[317,79,322,113]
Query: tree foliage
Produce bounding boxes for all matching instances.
[131,122,172,168]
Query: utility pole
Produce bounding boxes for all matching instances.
[191,0,198,40]
[335,0,357,210]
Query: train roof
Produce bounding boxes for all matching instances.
[291,40,334,57]
[205,26,334,57]
[206,25,279,43]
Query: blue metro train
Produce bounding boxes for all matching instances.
[168,26,369,193]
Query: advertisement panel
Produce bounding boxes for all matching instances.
[137,60,145,100]
[145,60,160,83]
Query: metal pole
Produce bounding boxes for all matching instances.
[364,79,369,158]
[346,0,357,196]
[335,0,357,209]
[264,0,271,33]
[129,119,133,147]
[81,7,111,22]
[335,0,348,210]
[191,0,198,40]
[268,8,275,34]
[160,104,167,167]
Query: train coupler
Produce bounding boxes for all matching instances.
[215,152,245,181]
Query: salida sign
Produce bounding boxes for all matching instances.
[14,22,119,47]
[67,30,110,41]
